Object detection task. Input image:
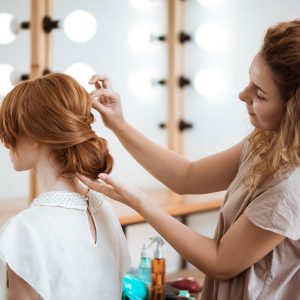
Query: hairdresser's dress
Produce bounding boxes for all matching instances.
[201,140,300,300]
[0,190,130,300]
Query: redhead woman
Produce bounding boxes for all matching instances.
[0,73,130,300]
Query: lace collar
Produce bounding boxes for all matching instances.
[31,190,103,213]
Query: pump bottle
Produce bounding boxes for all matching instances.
[150,237,165,300]
[137,242,151,285]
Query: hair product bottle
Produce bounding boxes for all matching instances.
[137,242,152,285]
[150,237,165,300]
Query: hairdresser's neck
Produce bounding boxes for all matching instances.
[34,153,86,195]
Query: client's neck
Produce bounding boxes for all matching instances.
[34,152,87,195]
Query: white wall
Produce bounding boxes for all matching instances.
[0,0,30,199]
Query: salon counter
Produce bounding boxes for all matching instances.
[109,190,224,234]
[0,190,224,230]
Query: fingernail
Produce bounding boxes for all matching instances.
[99,173,107,180]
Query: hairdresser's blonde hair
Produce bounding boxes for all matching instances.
[246,20,300,192]
[0,73,113,179]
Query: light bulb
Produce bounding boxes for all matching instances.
[197,0,225,8]
[0,64,15,96]
[129,70,156,98]
[65,63,95,91]
[129,0,155,10]
[63,10,97,43]
[127,25,155,54]
[0,13,17,45]
[193,68,227,98]
[195,22,230,52]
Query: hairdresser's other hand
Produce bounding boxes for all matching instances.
[89,74,125,130]
[77,173,147,209]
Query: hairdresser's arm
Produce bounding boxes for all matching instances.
[136,202,284,281]
[89,75,242,194]
[7,266,39,300]
[78,174,285,281]
[111,122,242,194]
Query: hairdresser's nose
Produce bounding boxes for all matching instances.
[239,84,252,104]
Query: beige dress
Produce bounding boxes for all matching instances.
[201,139,300,300]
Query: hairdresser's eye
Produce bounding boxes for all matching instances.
[256,92,266,101]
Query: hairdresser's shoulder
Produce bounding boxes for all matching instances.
[286,165,300,188]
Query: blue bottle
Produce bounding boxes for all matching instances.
[122,274,148,300]
[137,242,152,285]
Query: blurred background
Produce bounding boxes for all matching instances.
[0,0,299,274]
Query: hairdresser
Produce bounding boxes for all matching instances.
[79,20,300,299]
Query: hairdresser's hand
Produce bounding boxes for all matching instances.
[89,74,125,130]
[77,173,147,209]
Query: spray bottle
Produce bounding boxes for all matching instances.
[137,242,152,285]
[149,237,165,300]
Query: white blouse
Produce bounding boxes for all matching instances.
[0,190,130,300]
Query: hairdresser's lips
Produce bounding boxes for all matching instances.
[247,111,256,117]
[246,105,255,117]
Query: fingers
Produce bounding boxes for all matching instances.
[90,89,117,100]
[77,173,115,197]
[77,173,99,190]
[89,74,112,90]
[91,98,106,113]
[98,173,122,193]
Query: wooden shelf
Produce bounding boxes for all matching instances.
[111,190,224,226]
[0,190,224,228]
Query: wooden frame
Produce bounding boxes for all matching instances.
[29,0,52,201]
[167,0,186,154]
[166,0,187,204]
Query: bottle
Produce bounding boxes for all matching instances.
[150,237,165,300]
[122,273,148,300]
[137,242,152,285]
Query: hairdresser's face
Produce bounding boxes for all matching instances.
[7,137,40,171]
[239,53,286,131]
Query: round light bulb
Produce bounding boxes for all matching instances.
[0,13,17,45]
[193,68,227,98]
[63,10,97,43]
[127,25,154,54]
[129,0,155,10]
[0,64,15,96]
[195,22,230,52]
[65,63,95,91]
[197,0,225,8]
[129,70,156,98]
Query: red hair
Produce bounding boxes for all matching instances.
[0,73,113,179]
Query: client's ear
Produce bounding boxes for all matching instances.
[33,142,39,148]
[30,141,40,149]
